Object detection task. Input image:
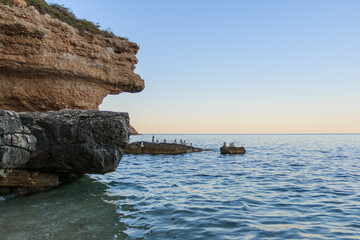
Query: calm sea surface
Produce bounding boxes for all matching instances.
[1,134,360,239]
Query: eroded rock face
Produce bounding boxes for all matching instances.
[0,4,144,112]
[0,110,36,169]
[19,110,130,174]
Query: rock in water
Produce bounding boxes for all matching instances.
[125,142,206,155]
[19,110,130,174]
[0,110,36,169]
[220,146,246,154]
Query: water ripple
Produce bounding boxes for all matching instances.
[1,134,360,239]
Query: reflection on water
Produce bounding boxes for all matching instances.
[1,134,360,239]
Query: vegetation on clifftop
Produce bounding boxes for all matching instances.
[0,0,12,6]
[0,0,123,39]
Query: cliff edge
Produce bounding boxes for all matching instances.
[0,0,142,195]
[0,2,144,112]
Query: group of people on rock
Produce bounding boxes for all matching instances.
[151,136,192,147]
[223,142,236,147]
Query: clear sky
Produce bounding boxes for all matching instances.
[47,0,360,134]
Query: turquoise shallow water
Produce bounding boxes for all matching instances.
[1,134,360,239]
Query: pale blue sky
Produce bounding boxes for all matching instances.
[47,0,360,133]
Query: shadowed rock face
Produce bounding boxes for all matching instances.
[0,110,36,169]
[0,4,144,112]
[19,110,130,174]
[0,109,130,194]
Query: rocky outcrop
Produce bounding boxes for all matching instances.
[0,109,130,194]
[0,2,142,195]
[220,146,246,154]
[13,0,27,8]
[0,3,144,112]
[130,125,139,135]
[126,142,206,155]
[19,110,129,174]
[0,110,36,169]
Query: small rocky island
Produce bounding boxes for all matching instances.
[126,140,206,155]
[220,142,246,154]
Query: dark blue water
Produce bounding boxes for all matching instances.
[1,134,360,239]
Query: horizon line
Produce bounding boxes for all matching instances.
[135,133,360,135]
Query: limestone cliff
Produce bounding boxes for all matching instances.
[130,125,139,135]
[0,3,144,112]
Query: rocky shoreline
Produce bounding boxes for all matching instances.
[0,0,145,195]
[0,1,142,134]
[0,109,130,195]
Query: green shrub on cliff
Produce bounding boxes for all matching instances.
[0,0,13,6]
[1,0,122,39]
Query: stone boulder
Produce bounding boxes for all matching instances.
[19,110,130,174]
[0,110,36,169]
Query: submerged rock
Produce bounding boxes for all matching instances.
[19,110,130,174]
[220,146,246,154]
[126,142,206,155]
[0,169,59,188]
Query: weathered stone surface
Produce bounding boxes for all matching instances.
[0,4,144,112]
[0,110,36,169]
[13,0,27,8]
[0,169,59,187]
[19,109,130,174]
[220,146,246,154]
[126,142,206,155]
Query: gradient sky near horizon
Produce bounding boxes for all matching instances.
[47,0,360,134]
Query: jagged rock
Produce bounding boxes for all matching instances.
[125,142,206,155]
[0,4,144,112]
[18,110,129,174]
[0,110,36,169]
[220,146,246,154]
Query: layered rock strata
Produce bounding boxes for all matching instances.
[0,109,130,194]
[126,142,206,155]
[0,3,144,112]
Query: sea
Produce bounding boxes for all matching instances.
[0,134,360,240]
